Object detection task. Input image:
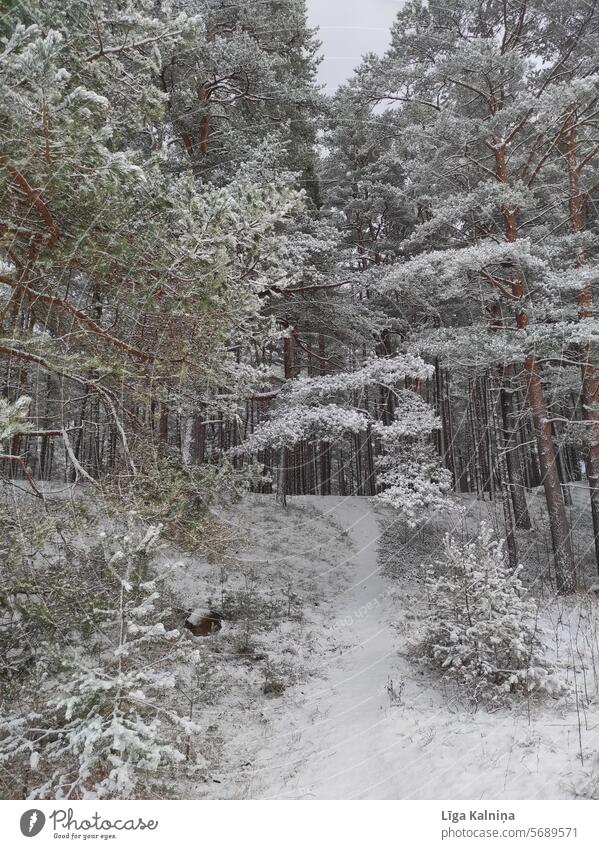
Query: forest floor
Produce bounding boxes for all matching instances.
[173,493,599,800]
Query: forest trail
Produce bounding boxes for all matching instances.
[265,497,398,799]
[244,496,419,800]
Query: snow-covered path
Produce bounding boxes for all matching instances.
[262,497,399,799]
[244,495,429,800]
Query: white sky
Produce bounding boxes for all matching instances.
[306,0,403,91]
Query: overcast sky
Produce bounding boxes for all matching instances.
[306,0,403,92]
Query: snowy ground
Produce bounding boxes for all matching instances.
[170,494,599,800]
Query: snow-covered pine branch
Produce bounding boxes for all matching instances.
[235,353,453,523]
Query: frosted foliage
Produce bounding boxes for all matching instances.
[376,447,453,526]
[287,356,434,404]
[241,355,435,451]
[239,353,452,523]
[382,240,543,302]
[0,518,202,799]
[416,524,564,703]
[242,404,369,451]
[372,392,441,439]
[0,396,31,443]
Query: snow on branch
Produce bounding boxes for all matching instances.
[286,355,434,404]
[380,239,546,301]
[238,404,369,451]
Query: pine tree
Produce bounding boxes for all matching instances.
[0,0,308,481]
[238,354,452,520]
[353,0,599,590]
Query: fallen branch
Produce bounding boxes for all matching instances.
[61,429,97,485]
[0,345,136,475]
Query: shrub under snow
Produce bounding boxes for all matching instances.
[415,523,563,702]
[575,756,599,799]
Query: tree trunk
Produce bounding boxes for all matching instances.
[320,440,331,495]
[524,355,575,592]
[499,370,532,529]
[276,335,295,506]
[277,447,288,507]
[491,374,518,568]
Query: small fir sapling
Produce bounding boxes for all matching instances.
[415,523,564,702]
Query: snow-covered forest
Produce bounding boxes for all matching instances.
[2,0,599,801]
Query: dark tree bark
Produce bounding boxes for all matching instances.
[499,370,532,530]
